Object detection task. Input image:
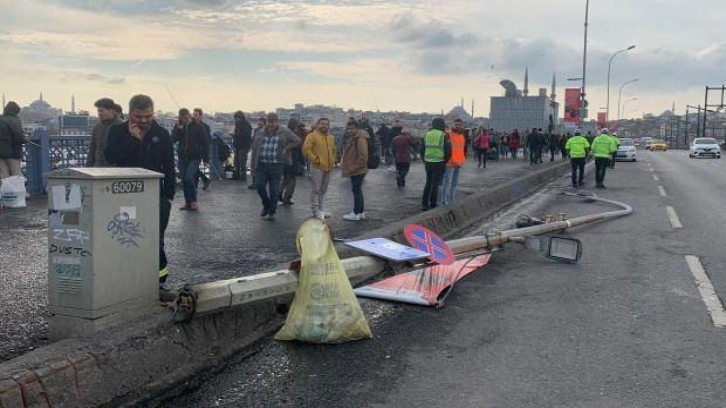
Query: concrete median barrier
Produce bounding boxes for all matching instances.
[0,161,569,407]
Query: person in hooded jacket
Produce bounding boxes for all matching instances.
[232,111,252,181]
[0,101,24,182]
[420,118,452,211]
[279,117,306,205]
[341,120,369,221]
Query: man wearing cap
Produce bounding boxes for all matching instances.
[250,113,301,220]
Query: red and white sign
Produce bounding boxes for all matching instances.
[354,255,491,306]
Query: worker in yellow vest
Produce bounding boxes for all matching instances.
[421,118,451,210]
[441,118,466,205]
[609,131,621,169]
[565,130,590,188]
[591,128,617,188]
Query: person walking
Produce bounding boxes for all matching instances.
[474,128,490,168]
[280,117,306,206]
[441,118,466,205]
[303,118,336,218]
[392,129,419,187]
[509,129,521,160]
[192,108,214,189]
[565,130,590,189]
[548,132,559,162]
[341,120,369,221]
[421,118,451,211]
[171,108,209,211]
[104,94,176,300]
[248,117,266,189]
[232,111,252,181]
[87,98,121,167]
[0,101,25,183]
[249,113,300,220]
[591,129,617,188]
[609,131,620,169]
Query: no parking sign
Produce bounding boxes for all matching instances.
[403,224,455,265]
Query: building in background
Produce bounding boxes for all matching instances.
[489,71,560,133]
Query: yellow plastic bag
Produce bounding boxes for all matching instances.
[275,218,372,343]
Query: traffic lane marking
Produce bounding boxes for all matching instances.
[666,206,683,229]
[685,255,726,328]
[653,174,659,181]
[658,186,667,197]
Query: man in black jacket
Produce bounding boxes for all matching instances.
[171,108,209,211]
[0,101,24,182]
[104,94,176,300]
[232,111,252,181]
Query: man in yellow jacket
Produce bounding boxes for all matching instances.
[303,118,337,219]
[565,130,590,189]
[591,128,617,189]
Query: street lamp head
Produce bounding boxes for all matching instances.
[627,45,636,50]
[567,77,583,81]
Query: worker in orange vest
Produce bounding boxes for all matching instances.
[440,118,467,205]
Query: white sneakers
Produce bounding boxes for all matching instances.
[342,212,366,221]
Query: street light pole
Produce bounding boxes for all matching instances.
[606,45,636,124]
[621,98,637,121]
[579,0,590,130]
[617,78,639,122]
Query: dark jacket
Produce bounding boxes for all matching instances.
[171,121,210,161]
[250,125,301,170]
[105,120,176,200]
[233,119,252,150]
[87,118,121,167]
[0,114,24,159]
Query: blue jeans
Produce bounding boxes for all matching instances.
[350,174,365,214]
[209,142,226,179]
[255,163,283,213]
[440,166,461,205]
[179,158,200,204]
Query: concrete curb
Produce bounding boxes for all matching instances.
[0,161,570,407]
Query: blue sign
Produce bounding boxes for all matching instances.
[345,238,430,262]
[404,224,455,265]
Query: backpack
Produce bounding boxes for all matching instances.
[217,138,231,162]
[366,137,380,169]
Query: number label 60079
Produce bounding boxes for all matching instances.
[111,181,145,194]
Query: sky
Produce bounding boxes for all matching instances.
[1,0,724,119]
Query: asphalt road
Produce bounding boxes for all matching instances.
[0,156,558,362]
[162,151,726,408]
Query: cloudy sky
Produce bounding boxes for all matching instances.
[1,0,724,119]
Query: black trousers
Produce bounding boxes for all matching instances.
[595,157,610,185]
[422,161,446,208]
[159,198,171,283]
[610,152,617,169]
[476,149,488,167]
[570,158,586,186]
[395,162,411,186]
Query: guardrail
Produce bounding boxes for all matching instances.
[21,129,233,195]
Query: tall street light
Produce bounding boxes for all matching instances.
[620,98,637,120]
[579,0,590,129]
[606,45,636,123]
[617,78,639,122]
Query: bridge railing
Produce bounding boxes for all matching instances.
[21,129,233,195]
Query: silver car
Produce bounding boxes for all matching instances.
[689,137,721,159]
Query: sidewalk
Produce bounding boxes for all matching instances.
[0,155,566,362]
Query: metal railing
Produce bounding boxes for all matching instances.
[21,129,233,195]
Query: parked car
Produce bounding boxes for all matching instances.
[615,138,637,162]
[689,137,721,159]
[650,140,668,151]
[642,137,654,150]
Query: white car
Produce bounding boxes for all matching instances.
[689,138,721,159]
[615,138,637,162]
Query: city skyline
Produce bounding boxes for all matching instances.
[2,0,724,118]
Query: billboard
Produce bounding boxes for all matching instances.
[597,112,606,129]
[564,88,580,123]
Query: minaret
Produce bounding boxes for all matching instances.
[71,95,75,113]
[523,66,529,97]
[550,73,557,100]
[40,92,43,102]
[1,92,5,108]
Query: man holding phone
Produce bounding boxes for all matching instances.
[105,94,177,301]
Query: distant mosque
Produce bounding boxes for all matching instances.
[489,68,560,133]
[20,93,63,123]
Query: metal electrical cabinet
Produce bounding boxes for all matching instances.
[46,168,163,338]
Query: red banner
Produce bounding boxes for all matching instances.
[564,88,580,123]
[597,112,606,129]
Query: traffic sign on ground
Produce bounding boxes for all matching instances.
[403,224,455,265]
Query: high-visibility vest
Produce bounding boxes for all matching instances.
[448,131,466,167]
[566,136,590,158]
[424,129,445,162]
[592,135,614,158]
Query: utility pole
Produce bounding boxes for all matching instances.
[580,0,590,130]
